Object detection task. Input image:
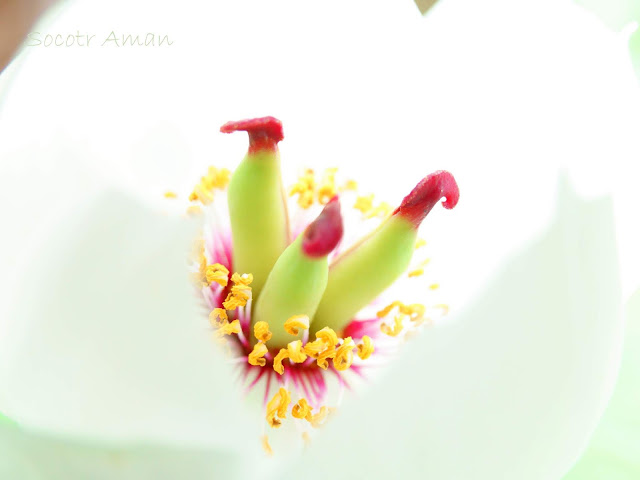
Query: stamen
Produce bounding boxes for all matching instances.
[381,315,404,337]
[205,263,229,287]
[316,346,337,370]
[248,342,268,367]
[317,168,338,205]
[289,169,316,209]
[266,387,291,428]
[356,335,374,360]
[287,340,308,363]
[209,308,228,328]
[273,348,290,375]
[354,194,374,214]
[292,398,313,421]
[333,337,356,371]
[164,191,178,199]
[222,273,253,310]
[284,315,310,336]
[310,406,329,428]
[261,435,274,456]
[315,327,338,348]
[254,321,273,343]
[214,319,241,337]
[189,166,231,204]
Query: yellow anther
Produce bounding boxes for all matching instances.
[429,283,440,290]
[189,166,231,205]
[266,387,291,428]
[292,398,313,421]
[415,238,427,249]
[231,272,253,286]
[377,301,425,321]
[261,435,273,456]
[316,346,336,370]
[205,263,229,287]
[223,273,254,310]
[284,315,310,336]
[357,335,374,360]
[302,431,311,447]
[407,303,426,321]
[206,166,231,189]
[376,301,402,318]
[408,268,424,277]
[381,315,404,337]
[303,338,326,358]
[214,319,241,337]
[289,169,316,209]
[186,205,203,216]
[317,168,338,204]
[254,321,272,343]
[310,406,329,428]
[365,201,392,219]
[287,340,308,363]
[248,342,268,367]
[341,179,358,191]
[334,337,356,371]
[315,327,338,348]
[273,348,290,375]
[209,308,228,328]
[164,191,178,199]
[353,194,374,214]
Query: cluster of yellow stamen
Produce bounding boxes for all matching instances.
[188,166,231,205]
[377,300,427,335]
[266,392,330,431]
[247,315,375,376]
[289,168,357,209]
[222,273,254,310]
[204,270,253,343]
[353,193,393,220]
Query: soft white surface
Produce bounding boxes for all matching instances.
[0,190,257,453]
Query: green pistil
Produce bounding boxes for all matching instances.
[223,117,289,298]
[252,235,330,348]
[252,197,343,348]
[311,215,416,335]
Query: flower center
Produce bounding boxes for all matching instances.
[168,116,458,455]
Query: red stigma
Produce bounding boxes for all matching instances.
[220,116,284,153]
[302,196,344,258]
[393,171,459,228]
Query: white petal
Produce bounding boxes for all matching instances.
[0,189,258,453]
[563,289,640,479]
[0,422,251,480]
[283,177,624,479]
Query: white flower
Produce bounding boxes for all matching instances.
[0,0,637,479]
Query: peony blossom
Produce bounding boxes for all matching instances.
[0,0,638,479]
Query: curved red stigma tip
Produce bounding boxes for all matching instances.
[302,196,344,258]
[220,116,284,153]
[393,170,459,228]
